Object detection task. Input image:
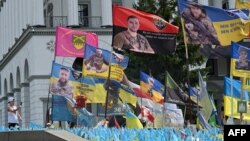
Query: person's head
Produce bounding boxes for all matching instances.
[238,47,248,61]
[96,49,102,57]
[189,3,203,19]
[127,15,140,33]
[72,70,82,80]
[58,67,70,84]
[8,97,15,105]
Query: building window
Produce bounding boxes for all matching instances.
[78,4,89,27]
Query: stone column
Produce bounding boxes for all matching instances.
[32,0,44,25]
[198,0,208,5]
[13,88,22,126]
[29,79,50,126]
[21,82,30,127]
[67,0,79,25]
[229,0,236,9]
[101,0,112,26]
[2,97,8,127]
[213,0,223,8]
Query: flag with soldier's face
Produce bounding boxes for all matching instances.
[230,42,250,78]
[83,45,129,82]
[140,71,164,103]
[178,0,250,58]
[112,5,179,54]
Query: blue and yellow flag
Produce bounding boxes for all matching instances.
[198,71,213,121]
[230,42,250,78]
[50,62,83,98]
[178,0,250,58]
[83,45,128,82]
[126,112,143,129]
[224,76,250,120]
[140,71,164,103]
[236,0,250,9]
[94,78,137,116]
[242,77,250,91]
[51,95,76,122]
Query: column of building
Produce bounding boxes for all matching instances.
[29,78,51,126]
[198,0,208,5]
[229,0,236,8]
[67,0,78,26]
[20,82,30,127]
[32,0,44,26]
[13,88,22,126]
[213,0,223,8]
[101,0,112,26]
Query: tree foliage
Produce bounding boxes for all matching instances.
[123,0,209,87]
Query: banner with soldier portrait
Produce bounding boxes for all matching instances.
[82,45,129,82]
[178,0,250,58]
[140,71,164,103]
[230,42,250,78]
[112,5,179,54]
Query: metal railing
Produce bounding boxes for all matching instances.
[79,16,102,28]
[44,16,102,28]
[44,16,68,28]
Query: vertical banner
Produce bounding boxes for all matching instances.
[178,0,250,58]
[55,27,98,57]
[112,5,179,54]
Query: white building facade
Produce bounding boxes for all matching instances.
[0,0,235,127]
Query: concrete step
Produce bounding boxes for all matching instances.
[0,130,87,141]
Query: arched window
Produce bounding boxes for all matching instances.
[9,73,13,93]
[24,59,29,82]
[16,67,21,88]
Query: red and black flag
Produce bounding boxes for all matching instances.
[112,5,179,54]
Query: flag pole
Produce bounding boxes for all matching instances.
[104,47,114,120]
[180,17,192,123]
[230,75,234,123]
[163,71,168,127]
[240,77,244,124]
[45,51,57,127]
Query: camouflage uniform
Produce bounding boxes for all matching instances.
[113,30,154,53]
[84,54,108,71]
[50,82,73,98]
[182,7,220,46]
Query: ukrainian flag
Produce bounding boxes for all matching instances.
[224,76,250,120]
[178,0,250,47]
[140,71,164,103]
[126,112,143,129]
[236,0,250,9]
[230,42,250,78]
[83,46,129,82]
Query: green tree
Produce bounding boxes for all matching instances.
[124,0,208,87]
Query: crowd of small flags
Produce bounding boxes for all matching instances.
[0,123,223,141]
